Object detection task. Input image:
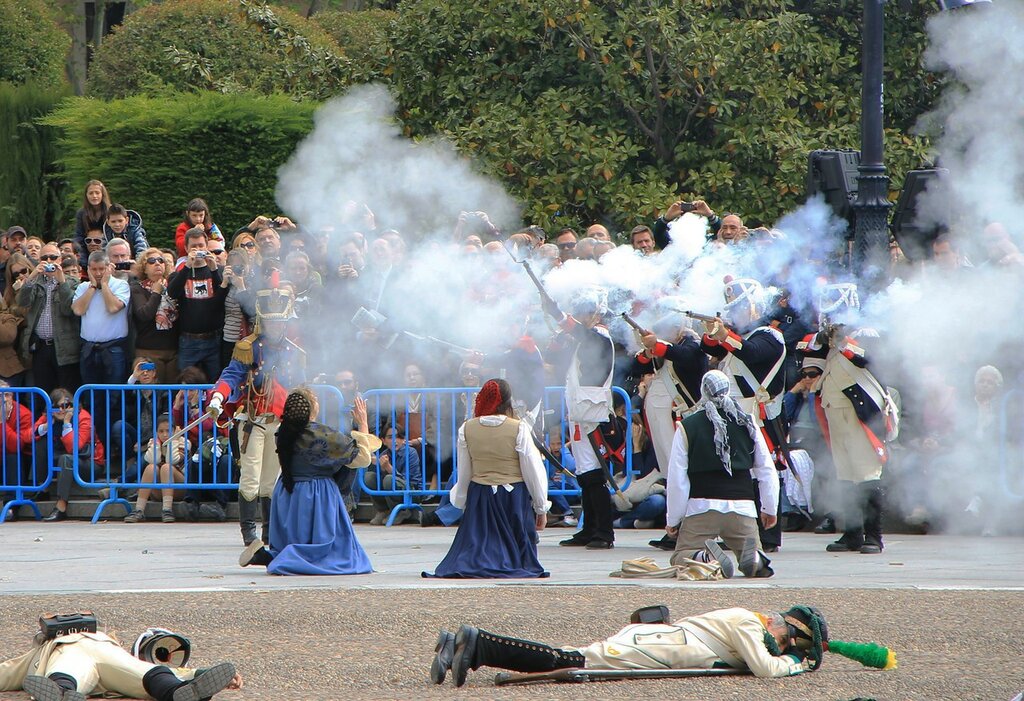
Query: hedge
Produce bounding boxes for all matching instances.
[43,92,318,248]
[0,82,72,237]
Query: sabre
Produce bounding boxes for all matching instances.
[167,410,217,468]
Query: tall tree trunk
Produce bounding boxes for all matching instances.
[92,0,107,50]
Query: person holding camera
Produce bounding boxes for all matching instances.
[130,247,178,383]
[71,250,130,388]
[0,613,242,701]
[16,244,81,394]
[651,198,720,250]
[167,228,227,383]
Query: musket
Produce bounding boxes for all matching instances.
[681,310,722,323]
[531,431,576,479]
[501,243,564,319]
[619,312,650,335]
[402,330,477,357]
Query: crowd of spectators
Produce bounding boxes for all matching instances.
[0,179,1018,535]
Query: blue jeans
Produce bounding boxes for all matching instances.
[80,339,128,386]
[613,493,667,527]
[178,336,221,381]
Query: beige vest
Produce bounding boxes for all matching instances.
[464,417,523,486]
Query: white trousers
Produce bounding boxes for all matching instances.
[45,638,162,698]
[643,379,677,473]
[237,419,281,501]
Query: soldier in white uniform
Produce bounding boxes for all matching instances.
[431,605,831,687]
[0,628,240,701]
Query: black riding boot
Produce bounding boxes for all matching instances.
[861,481,884,553]
[143,666,182,701]
[467,628,585,673]
[238,496,259,546]
[826,480,864,552]
[259,496,272,546]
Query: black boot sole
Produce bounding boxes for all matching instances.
[429,629,456,684]
[452,625,479,688]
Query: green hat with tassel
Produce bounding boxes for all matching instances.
[782,606,898,672]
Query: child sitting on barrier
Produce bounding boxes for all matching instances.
[124,414,187,523]
[38,388,105,522]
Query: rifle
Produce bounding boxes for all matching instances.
[619,312,650,336]
[402,331,478,357]
[681,310,722,324]
[502,243,564,319]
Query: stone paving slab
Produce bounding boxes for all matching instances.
[1,522,1021,593]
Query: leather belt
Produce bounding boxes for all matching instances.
[180,331,218,340]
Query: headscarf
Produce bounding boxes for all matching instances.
[697,370,758,476]
[473,379,509,417]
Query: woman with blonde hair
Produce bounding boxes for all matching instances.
[129,247,178,382]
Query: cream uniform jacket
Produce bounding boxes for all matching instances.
[575,608,806,678]
[0,632,196,695]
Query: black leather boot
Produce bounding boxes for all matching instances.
[451,625,585,687]
[861,482,884,554]
[259,497,272,546]
[237,496,259,546]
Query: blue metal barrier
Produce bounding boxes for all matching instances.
[360,386,635,526]
[73,384,235,523]
[0,388,54,522]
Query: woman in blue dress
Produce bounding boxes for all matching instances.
[239,387,381,575]
[424,378,550,579]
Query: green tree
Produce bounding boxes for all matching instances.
[390,0,935,230]
[88,0,348,100]
[313,8,396,83]
[0,0,71,86]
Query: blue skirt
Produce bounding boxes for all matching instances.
[267,478,373,576]
[423,481,548,579]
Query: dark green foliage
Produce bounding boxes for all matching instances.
[313,8,397,83]
[0,82,72,238]
[390,0,936,231]
[0,0,70,87]
[88,0,347,101]
[42,92,317,248]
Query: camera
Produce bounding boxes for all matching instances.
[678,201,697,212]
[43,263,57,273]
[230,265,243,274]
[114,261,133,271]
[194,251,210,258]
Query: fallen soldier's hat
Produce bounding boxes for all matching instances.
[783,605,897,672]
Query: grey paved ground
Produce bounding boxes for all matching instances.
[1,523,1022,700]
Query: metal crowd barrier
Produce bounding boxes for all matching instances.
[2,383,637,525]
[360,386,635,526]
[73,384,234,523]
[0,388,54,522]
[997,389,1024,501]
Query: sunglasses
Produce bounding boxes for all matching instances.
[40,254,60,262]
[11,269,29,277]
[84,237,104,245]
[557,242,576,249]
[210,249,225,255]
[56,403,72,410]
[800,371,822,379]
[239,241,256,249]
[138,363,157,371]
[146,257,165,265]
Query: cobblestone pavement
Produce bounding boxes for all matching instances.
[0,525,1021,700]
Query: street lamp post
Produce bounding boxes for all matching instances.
[852,0,890,283]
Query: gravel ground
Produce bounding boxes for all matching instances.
[0,587,1021,701]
